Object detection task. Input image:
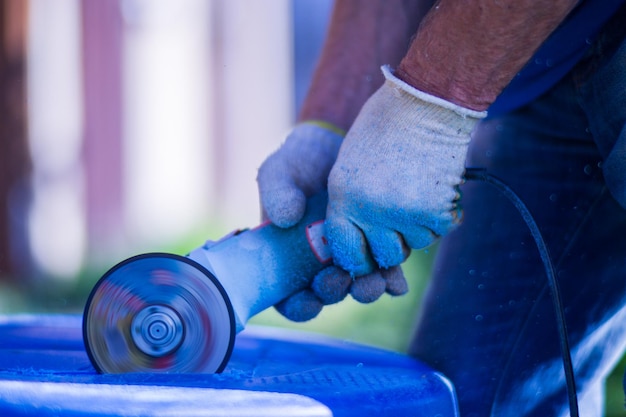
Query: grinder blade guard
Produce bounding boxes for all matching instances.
[83,193,331,374]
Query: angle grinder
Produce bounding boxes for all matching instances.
[83,192,332,374]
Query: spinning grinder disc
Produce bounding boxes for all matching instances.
[83,253,236,374]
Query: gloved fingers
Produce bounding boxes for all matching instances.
[325,214,377,276]
[274,289,323,322]
[257,157,307,228]
[402,226,439,250]
[257,124,344,227]
[350,272,387,303]
[382,266,409,296]
[362,227,408,269]
[311,265,352,305]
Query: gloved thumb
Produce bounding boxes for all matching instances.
[257,123,344,228]
[257,152,308,228]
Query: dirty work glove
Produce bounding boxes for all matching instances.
[274,264,409,322]
[257,123,409,322]
[257,122,344,228]
[326,65,487,276]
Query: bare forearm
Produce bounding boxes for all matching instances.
[396,0,578,111]
[299,0,433,131]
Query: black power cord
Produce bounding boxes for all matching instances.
[464,168,579,417]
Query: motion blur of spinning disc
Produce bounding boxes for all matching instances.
[83,253,235,374]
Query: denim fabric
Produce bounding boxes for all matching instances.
[409,14,626,417]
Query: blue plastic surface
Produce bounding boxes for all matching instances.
[0,314,459,416]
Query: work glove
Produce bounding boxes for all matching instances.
[258,122,343,228]
[273,264,409,322]
[257,123,409,322]
[325,66,487,276]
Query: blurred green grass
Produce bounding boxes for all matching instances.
[0,241,624,416]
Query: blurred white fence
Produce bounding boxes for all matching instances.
[25,0,332,280]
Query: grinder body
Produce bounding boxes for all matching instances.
[83,193,330,374]
[188,193,331,331]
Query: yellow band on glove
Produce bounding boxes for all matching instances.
[301,120,347,137]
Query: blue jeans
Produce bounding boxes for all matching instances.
[409,11,626,417]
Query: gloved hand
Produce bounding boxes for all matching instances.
[325,66,487,276]
[257,122,344,228]
[257,123,409,322]
[273,264,409,322]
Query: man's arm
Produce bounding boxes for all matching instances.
[299,0,435,131]
[321,0,579,275]
[396,0,579,111]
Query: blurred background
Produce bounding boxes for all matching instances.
[0,0,623,414]
[1,0,329,287]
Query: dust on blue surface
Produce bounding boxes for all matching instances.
[0,314,459,417]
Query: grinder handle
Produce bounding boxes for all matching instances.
[188,192,337,330]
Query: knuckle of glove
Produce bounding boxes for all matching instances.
[311,266,352,305]
[274,290,323,322]
[350,272,387,304]
[382,266,409,296]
